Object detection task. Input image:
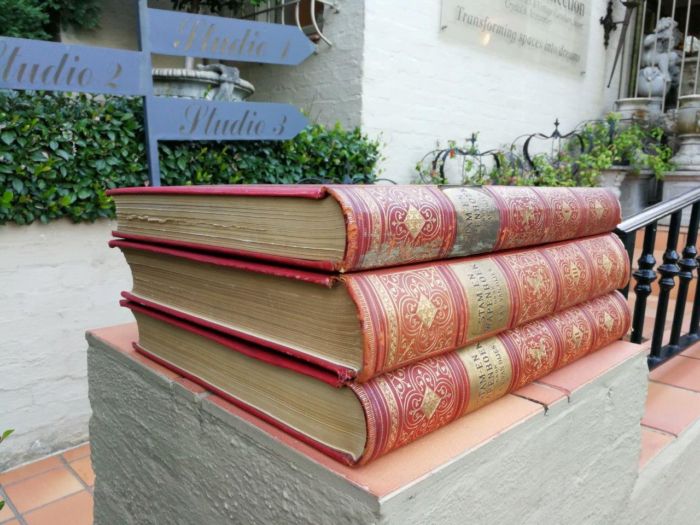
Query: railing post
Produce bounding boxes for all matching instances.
[617,229,636,298]
[689,204,700,342]
[669,202,699,352]
[631,223,658,344]
[649,211,682,368]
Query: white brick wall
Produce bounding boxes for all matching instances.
[0,221,132,470]
[238,0,366,130]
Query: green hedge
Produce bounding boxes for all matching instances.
[0,92,382,225]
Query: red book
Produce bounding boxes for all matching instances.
[111,233,630,382]
[124,291,631,465]
[108,184,621,272]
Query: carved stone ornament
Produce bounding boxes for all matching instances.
[152,63,255,102]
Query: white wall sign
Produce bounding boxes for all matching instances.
[440,0,591,74]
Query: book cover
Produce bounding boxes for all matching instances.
[124,291,631,465]
[109,184,621,272]
[113,233,630,382]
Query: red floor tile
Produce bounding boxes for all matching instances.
[513,382,566,407]
[69,458,95,487]
[681,340,700,360]
[642,382,700,436]
[0,456,63,487]
[650,355,700,393]
[639,427,675,469]
[0,500,16,523]
[537,341,643,395]
[62,444,90,463]
[3,467,83,514]
[23,491,93,525]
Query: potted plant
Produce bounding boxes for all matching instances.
[152,0,265,102]
[577,114,674,217]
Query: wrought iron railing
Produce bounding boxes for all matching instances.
[615,186,700,368]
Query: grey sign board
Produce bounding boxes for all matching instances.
[0,1,314,186]
[147,8,316,65]
[0,37,144,96]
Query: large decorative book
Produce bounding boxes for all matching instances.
[123,292,630,465]
[111,233,630,382]
[108,184,621,272]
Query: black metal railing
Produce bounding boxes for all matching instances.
[615,187,700,368]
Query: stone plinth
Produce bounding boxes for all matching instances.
[88,324,647,525]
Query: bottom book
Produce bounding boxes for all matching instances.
[122,291,630,466]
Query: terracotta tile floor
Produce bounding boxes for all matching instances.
[0,443,93,525]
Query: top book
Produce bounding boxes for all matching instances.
[108,184,621,272]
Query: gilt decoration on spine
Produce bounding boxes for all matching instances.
[346,234,630,381]
[351,292,631,464]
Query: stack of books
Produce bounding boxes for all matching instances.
[109,184,631,465]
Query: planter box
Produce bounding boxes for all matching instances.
[599,167,658,219]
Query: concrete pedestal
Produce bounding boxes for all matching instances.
[87,324,647,525]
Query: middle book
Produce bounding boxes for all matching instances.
[111,232,629,383]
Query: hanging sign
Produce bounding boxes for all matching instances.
[147,8,315,65]
[148,98,308,141]
[0,37,144,96]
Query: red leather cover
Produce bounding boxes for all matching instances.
[122,291,357,383]
[126,292,630,465]
[133,341,354,465]
[110,184,622,272]
[107,184,329,198]
[122,300,348,387]
[113,233,631,382]
[111,231,339,272]
[351,291,631,464]
[109,239,337,287]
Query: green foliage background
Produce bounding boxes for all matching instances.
[416,115,674,187]
[0,92,382,225]
[0,0,101,41]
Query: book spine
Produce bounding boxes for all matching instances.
[351,291,631,464]
[327,185,621,271]
[346,233,630,381]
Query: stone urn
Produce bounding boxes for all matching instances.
[152,64,255,102]
[597,166,627,200]
[671,95,700,170]
[675,95,700,135]
[614,97,663,124]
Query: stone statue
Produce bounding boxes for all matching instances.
[637,17,682,98]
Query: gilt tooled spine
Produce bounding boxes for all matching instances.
[328,185,621,272]
[351,291,631,465]
[346,233,631,382]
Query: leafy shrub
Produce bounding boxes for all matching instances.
[0,0,101,41]
[416,114,674,187]
[0,91,382,225]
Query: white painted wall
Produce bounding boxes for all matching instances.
[0,221,132,470]
[360,0,624,183]
[239,0,365,129]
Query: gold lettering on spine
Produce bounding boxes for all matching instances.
[443,188,500,257]
[452,259,511,339]
[458,338,512,413]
